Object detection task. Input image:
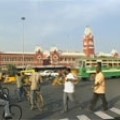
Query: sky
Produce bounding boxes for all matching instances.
[0,0,120,54]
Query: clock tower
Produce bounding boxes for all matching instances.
[83,27,95,57]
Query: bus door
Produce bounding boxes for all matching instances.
[97,60,102,68]
[81,60,86,72]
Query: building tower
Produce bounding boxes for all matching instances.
[83,27,95,57]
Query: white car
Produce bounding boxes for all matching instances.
[39,70,51,77]
[50,71,59,77]
[40,70,59,77]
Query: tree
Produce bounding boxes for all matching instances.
[6,64,17,76]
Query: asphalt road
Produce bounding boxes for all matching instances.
[1,78,120,120]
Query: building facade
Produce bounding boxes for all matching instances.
[0,47,85,70]
[0,27,97,70]
[1,26,119,70]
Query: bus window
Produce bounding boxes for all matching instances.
[81,61,86,73]
[79,61,82,67]
[91,63,97,67]
[109,63,112,68]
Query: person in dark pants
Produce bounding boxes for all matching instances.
[0,89,12,119]
[88,66,108,111]
[16,72,25,101]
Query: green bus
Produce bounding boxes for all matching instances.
[78,57,120,80]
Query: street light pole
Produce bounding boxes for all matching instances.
[21,17,26,70]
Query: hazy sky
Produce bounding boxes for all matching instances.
[0,0,120,54]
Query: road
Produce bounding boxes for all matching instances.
[1,78,120,120]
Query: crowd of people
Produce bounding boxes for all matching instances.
[0,64,108,118]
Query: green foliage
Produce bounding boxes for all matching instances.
[6,64,17,76]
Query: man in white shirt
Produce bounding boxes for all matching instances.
[62,68,78,113]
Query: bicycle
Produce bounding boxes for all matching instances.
[14,84,30,102]
[32,90,45,112]
[23,85,31,104]
[1,92,22,120]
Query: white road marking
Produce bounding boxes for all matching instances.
[77,115,91,120]
[110,107,120,115]
[60,118,69,120]
[95,111,114,119]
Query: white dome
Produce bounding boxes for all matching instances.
[111,49,118,55]
[84,27,93,36]
[98,52,111,57]
[35,46,43,52]
[50,47,58,52]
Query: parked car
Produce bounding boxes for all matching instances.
[40,70,59,77]
[39,70,51,77]
[50,71,59,77]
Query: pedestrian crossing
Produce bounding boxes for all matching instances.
[77,115,91,120]
[110,107,120,115]
[95,111,114,119]
[59,107,120,120]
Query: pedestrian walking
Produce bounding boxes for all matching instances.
[61,68,79,113]
[88,66,108,111]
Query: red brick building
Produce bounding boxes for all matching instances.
[0,27,96,70]
[0,47,85,70]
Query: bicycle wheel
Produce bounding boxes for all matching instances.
[39,94,44,107]
[9,104,22,120]
[23,86,31,103]
[26,91,31,105]
[36,93,44,111]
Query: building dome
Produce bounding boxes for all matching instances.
[50,47,58,52]
[84,26,93,36]
[35,46,43,53]
[111,49,119,57]
[98,52,111,57]
[111,49,118,55]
